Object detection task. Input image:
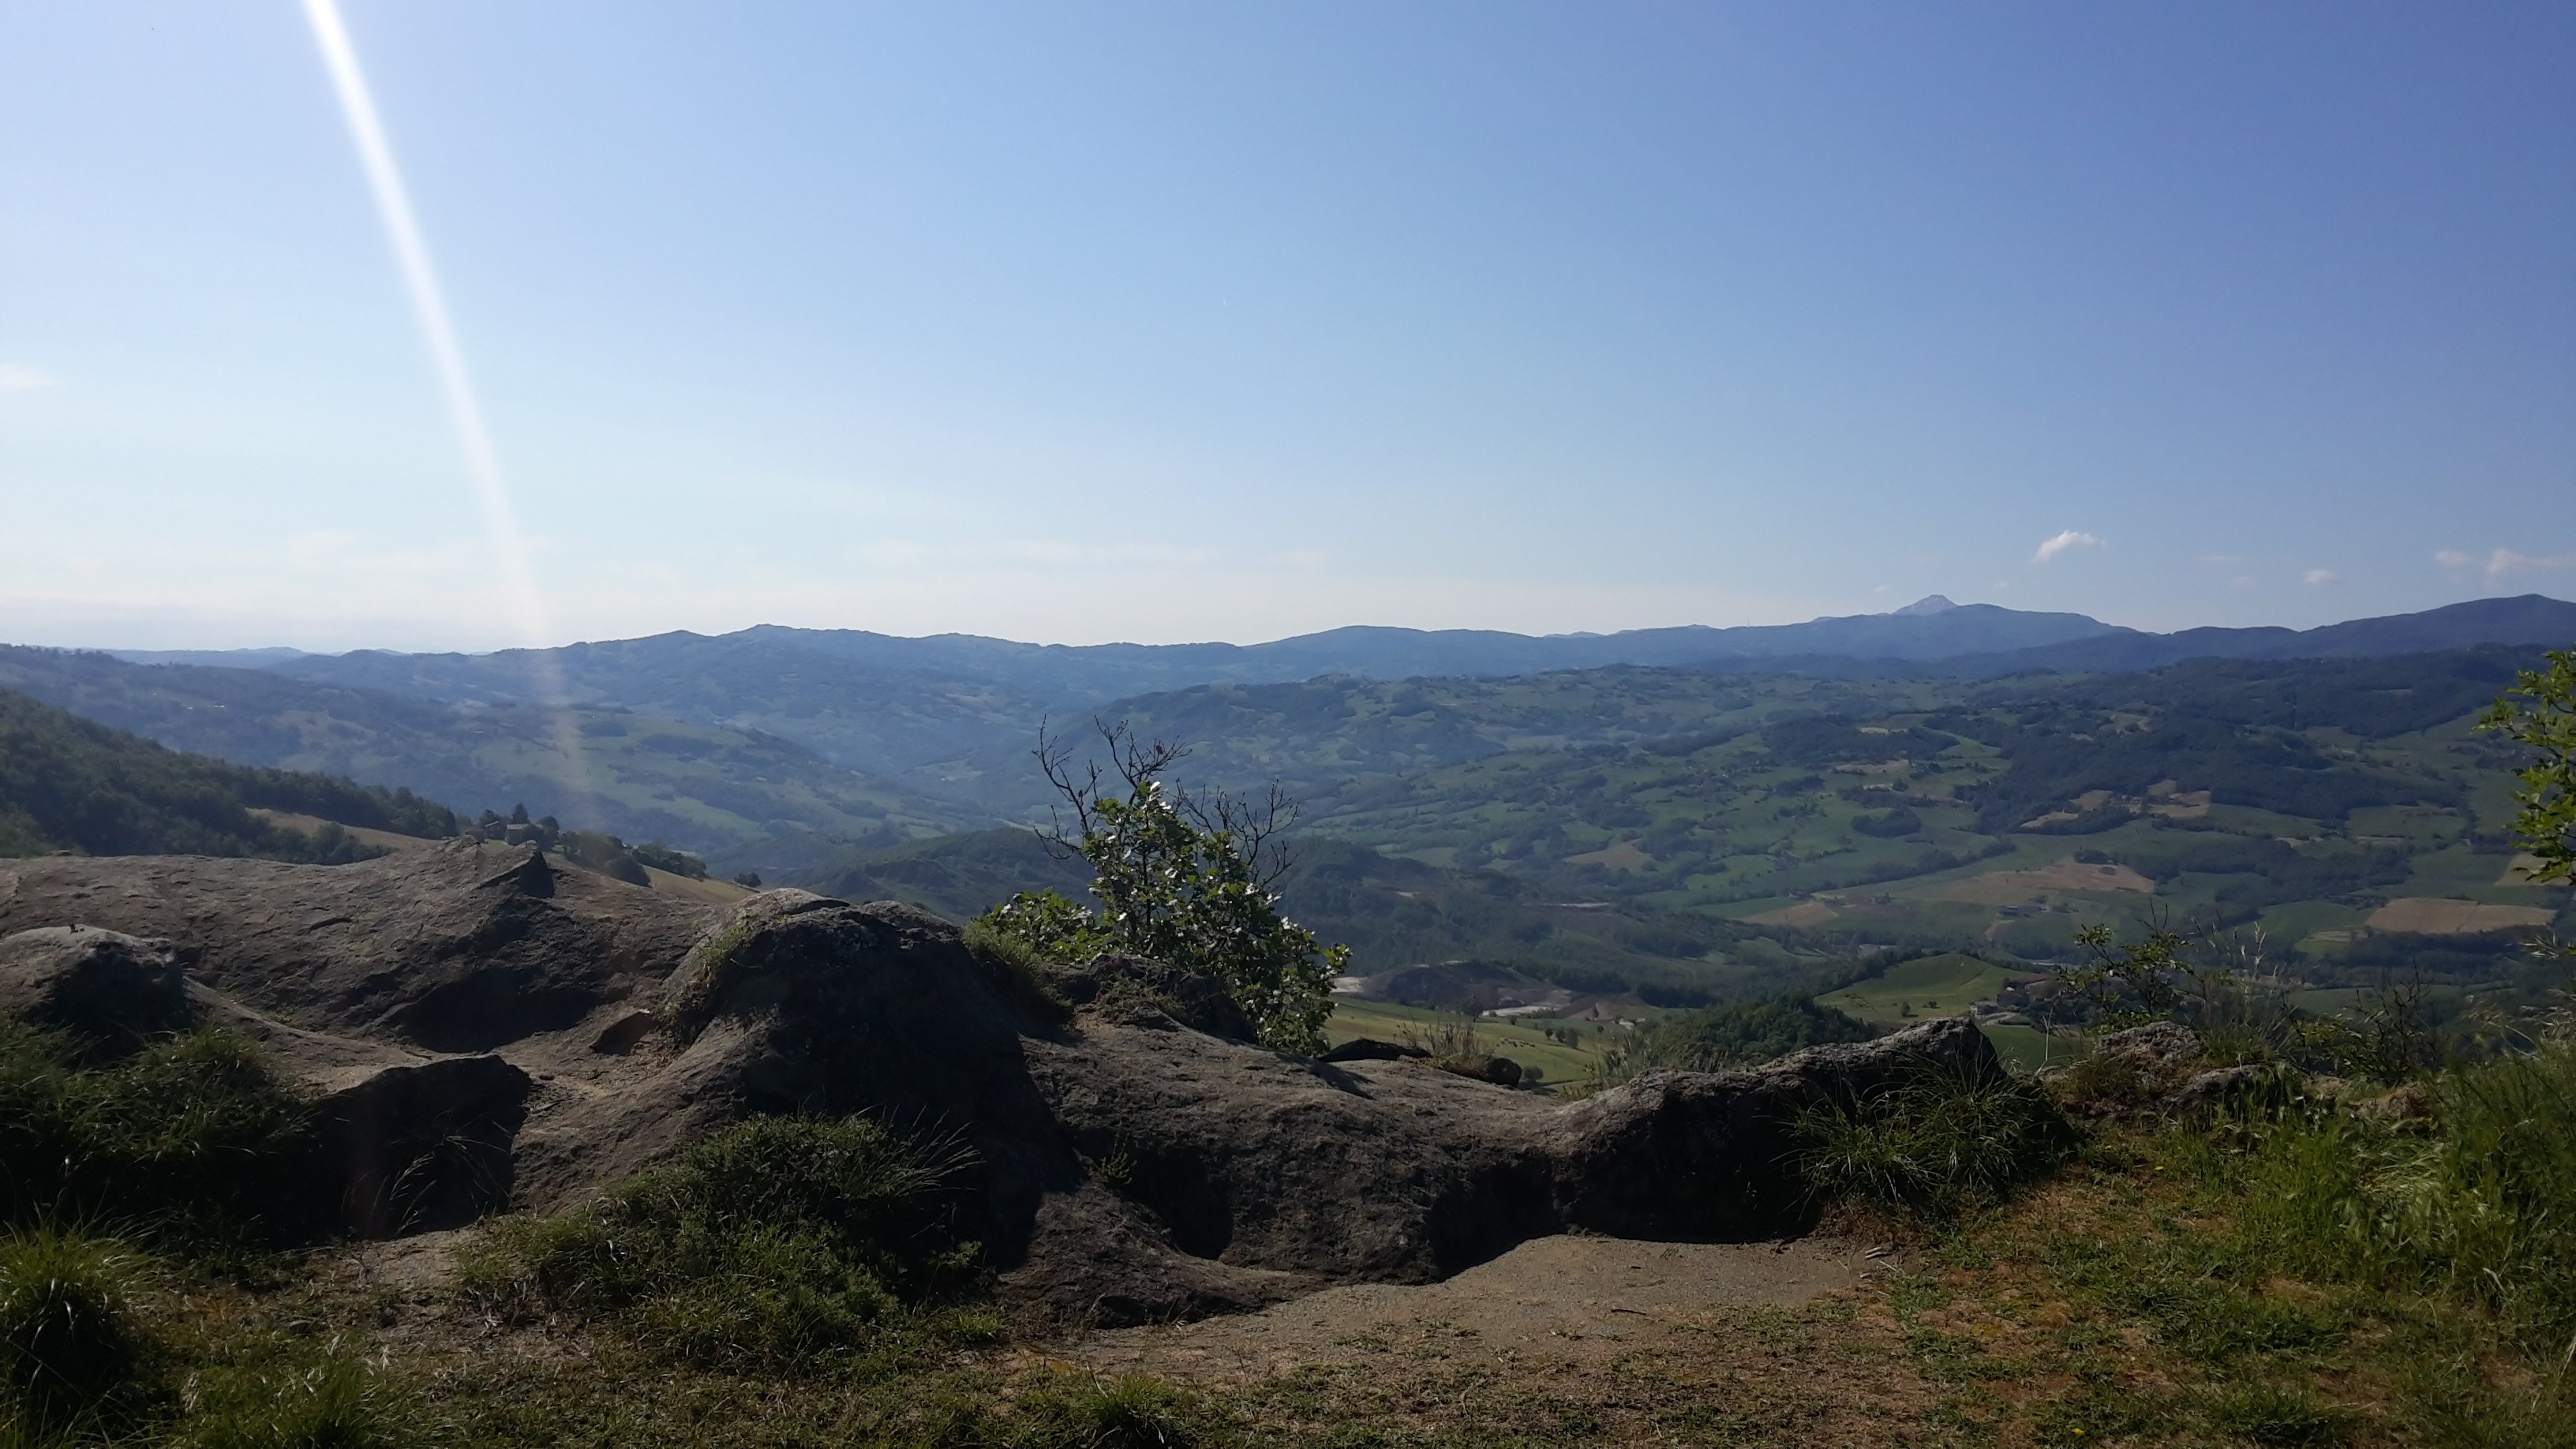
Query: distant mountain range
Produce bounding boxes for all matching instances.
[110,593,2574,699]
[5,592,2561,862]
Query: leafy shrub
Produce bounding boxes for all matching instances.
[994,724,1349,1054]
[1793,1059,2078,1219]
[465,1115,978,1371]
[974,889,1108,966]
[0,1226,150,1433]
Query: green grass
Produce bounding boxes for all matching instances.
[462,1115,983,1372]
[1324,998,1605,1086]
[1791,1057,2076,1219]
[1978,1021,2084,1073]
[0,1019,324,1251]
[0,1227,151,1436]
[1814,952,2012,1024]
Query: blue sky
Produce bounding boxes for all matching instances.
[2,2,2570,650]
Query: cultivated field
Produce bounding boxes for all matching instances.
[1814,952,2012,1024]
[1939,859,2155,904]
[2364,896,2558,934]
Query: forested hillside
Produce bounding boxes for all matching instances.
[0,689,457,862]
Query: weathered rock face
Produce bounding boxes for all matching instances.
[0,926,193,1054]
[0,842,710,1053]
[318,1054,534,1237]
[1541,1020,1990,1241]
[0,856,1999,1324]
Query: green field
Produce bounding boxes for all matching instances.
[1326,998,1609,1086]
[1978,1021,2086,1073]
[1815,952,2012,1024]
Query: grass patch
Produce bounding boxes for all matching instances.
[0,1226,152,1436]
[0,1019,323,1252]
[1814,952,2012,1025]
[2189,1040,2576,1359]
[463,1114,980,1372]
[1793,1057,2077,1219]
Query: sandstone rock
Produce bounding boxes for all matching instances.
[0,926,193,1054]
[0,859,2016,1325]
[0,843,710,1054]
[2356,1080,2434,1127]
[2097,1021,2200,1071]
[1047,953,1256,1042]
[1319,1037,1428,1063]
[2162,1061,2284,1115]
[1433,1054,1524,1087]
[317,1054,532,1237]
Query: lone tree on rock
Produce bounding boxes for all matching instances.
[976,721,1346,1054]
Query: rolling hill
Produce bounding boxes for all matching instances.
[0,687,457,862]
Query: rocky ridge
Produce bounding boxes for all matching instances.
[0,843,1993,1325]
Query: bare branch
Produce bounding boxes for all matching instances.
[1034,717,1103,852]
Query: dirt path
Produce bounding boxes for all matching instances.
[1067,1233,1901,1382]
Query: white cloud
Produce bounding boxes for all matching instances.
[2303,568,2341,586]
[2484,548,2576,583]
[2434,549,2473,569]
[2032,530,2102,564]
[2231,576,2256,590]
[0,364,53,393]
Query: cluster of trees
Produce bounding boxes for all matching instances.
[1947,711,2448,833]
[465,803,709,884]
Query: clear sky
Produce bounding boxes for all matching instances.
[2,2,2570,651]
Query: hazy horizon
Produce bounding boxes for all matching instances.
[28,589,2573,661]
[5,3,2570,652]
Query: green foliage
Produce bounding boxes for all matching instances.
[2054,924,2195,1029]
[0,1227,150,1435]
[1074,784,1343,1054]
[0,1020,323,1249]
[0,690,444,864]
[464,1115,977,1372]
[1792,1059,2077,1219]
[1020,727,1347,1054]
[1851,806,1923,837]
[1631,993,1874,1073]
[973,889,1110,964]
[2480,646,2576,890]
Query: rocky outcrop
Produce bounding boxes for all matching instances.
[0,841,709,1053]
[318,1054,532,1237]
[0,856,2001,1322]
[1542,1018,1990,1241]
[0,927,193,1054]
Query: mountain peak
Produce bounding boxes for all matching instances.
[1892,594,1960,617]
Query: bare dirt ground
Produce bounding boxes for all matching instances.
[1064,1233,1902,1382]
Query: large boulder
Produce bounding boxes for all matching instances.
[1541,1017,1990,1239]
[0,926,194,1054]
[317,1054,532,1237]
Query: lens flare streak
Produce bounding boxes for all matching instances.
[299,0,594,810]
